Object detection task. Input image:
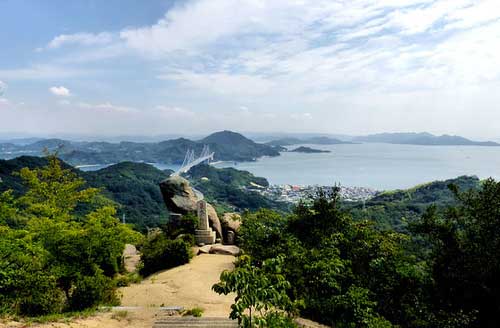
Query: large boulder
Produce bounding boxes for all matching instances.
[160,175,223,239]
[159,175,198,214]
[222,213,241,232]
[207,203,223,240]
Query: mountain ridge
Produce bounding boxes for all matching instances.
[0,131,280,166]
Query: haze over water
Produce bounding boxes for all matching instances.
[215,143,500,190]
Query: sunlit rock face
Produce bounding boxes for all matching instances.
[159,175,222,239]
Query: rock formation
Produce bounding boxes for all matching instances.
[160,175,223,240]
[221,213,241,245]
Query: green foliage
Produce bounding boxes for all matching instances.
[140,233,193,277]
[188,164,290,213]
[82,161,171,232]
[183,307,204,317]
[237,188,430,327]
[411,178,500,327]
[162,213,198,240]
[347,176,480,231]
[213,255,298,327]
[0,157,171,232]
[0,155,140,316]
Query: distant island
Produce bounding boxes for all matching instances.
[0,130,280,166]
[290,146,331,153]
[266,136,354,146]
[353,132,500,146]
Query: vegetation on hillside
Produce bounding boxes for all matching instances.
[346,175,480,231]
[221,179,500,327]
[186,164,291,213]
[0,155,141,316]
[0,156,171,232]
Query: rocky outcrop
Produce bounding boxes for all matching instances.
[159,175,198,214]
[222,213,241,232]
[207,204,223,241]
[160,175,223,239]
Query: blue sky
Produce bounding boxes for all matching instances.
[1,0,500,139]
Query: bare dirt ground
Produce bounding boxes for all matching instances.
[120,253,236,316]
[0,254,235,328]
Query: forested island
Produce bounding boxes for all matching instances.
[289,146,331,153]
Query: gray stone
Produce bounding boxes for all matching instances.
[159,176,198,214]
[159,176,223,239]
[197,200,209,230]
[209,245,240,256]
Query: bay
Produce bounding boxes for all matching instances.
[213,143,500,190]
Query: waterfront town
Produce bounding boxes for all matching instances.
[253,184,379,204]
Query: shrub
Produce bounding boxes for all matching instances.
[69,270,118,311]
[183,307,204,317]
[140,234,193,276]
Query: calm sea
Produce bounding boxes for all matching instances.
[213,143,500,190]
[78,143,500,190]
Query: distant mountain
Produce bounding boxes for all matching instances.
[200,130,280,161]
[290,146,331,153]
[266,136,353,147]
[0,131,280,165]
[353,132,500,146]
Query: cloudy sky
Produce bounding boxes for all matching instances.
[1,0,500,139]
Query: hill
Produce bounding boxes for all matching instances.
[0,156,171,231]
[186,164,290,213]
[200,130,280,161]
[353,132,499,146]
[0,131,280,166]
[345,175,481,231]
[0,156,289,230]
[266,136,352,146]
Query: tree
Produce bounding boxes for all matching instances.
[0,155,141,315]
[413,178,500,327]
[213,255,298,327]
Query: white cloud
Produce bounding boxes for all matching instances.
[155,105,194,117]
[78,102,137,113]
[49,86,71,97]
[46,32,113,49]
[0,65,89,80]
[160,70,275,96]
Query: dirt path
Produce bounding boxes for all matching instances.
[1,254,235,328]
[120,254,236,316]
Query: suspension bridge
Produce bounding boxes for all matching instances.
[171,145,214,176]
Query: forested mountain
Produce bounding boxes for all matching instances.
[346,175,481,230]
[0,131,280,165]
[354,132,500,146]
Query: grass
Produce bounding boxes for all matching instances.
[111,310,128,321]
[4,307,100,325]
[182,307,204,317]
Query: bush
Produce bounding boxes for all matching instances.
[140,234,193,276]
[183,307,204,317]
[69,270,118,310]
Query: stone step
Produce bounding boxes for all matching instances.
[153,316,238,328]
